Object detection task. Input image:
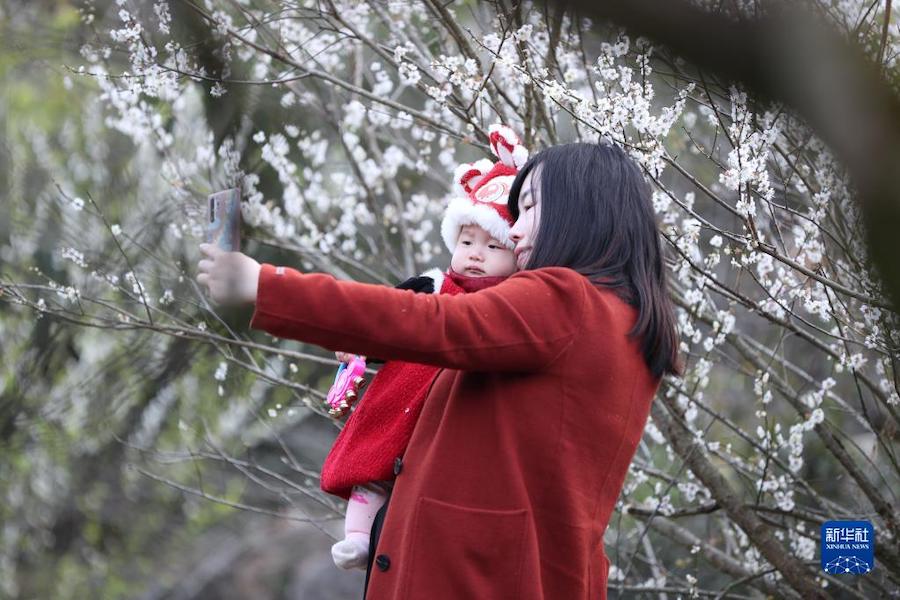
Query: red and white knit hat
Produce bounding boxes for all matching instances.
[440,124,529,251]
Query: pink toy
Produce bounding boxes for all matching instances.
[326,356,367,417]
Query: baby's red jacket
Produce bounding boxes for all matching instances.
[319,270,469,499]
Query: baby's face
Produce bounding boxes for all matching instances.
[450,224,517,278]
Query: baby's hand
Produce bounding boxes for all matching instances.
[335,351,365,363]
[196,243,261,306]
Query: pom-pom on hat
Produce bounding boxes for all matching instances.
[441,124,529,251]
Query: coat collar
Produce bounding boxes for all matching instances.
[446,268,509,293]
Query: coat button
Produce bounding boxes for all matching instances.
[393,456,403,475]
[375,554,391,571]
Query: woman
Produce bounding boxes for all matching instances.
[197,142,681,599]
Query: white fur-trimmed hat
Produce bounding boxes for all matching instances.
[440,124,529,252]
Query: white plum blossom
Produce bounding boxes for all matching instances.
[214,361,228,382]
[61,247,87,268]
[153,2,172,35]
[123,271,145,296]
[158,289,174,306]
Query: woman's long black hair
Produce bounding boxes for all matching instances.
[508,142,682,378]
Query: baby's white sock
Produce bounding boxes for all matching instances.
[331,531,370,570]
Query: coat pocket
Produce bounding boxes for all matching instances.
[403,496,529,600]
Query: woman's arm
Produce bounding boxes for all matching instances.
[249,264,586,372]
[336,275,436,365]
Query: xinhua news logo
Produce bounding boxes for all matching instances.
[820,520,874,575]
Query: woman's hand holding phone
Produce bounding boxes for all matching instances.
[196,243,261,306]
[198,187,257,305]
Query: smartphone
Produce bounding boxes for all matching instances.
[206,188,241,251]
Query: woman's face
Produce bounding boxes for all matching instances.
[509,169,541,270]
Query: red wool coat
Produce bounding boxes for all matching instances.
[250,264,661,600]
[320,271,469,500]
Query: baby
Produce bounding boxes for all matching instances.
[321,124,529,570]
